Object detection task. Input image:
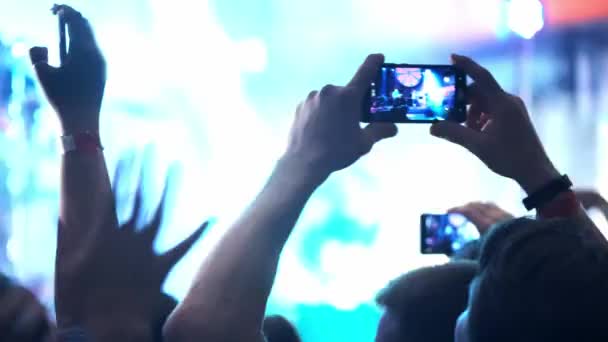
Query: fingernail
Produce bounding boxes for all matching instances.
[368,53,384,62]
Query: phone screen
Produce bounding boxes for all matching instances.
[363,64,466,123]
[420,213,479,256]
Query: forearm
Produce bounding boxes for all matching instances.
[167,156,326,341]
[60,150,114,230]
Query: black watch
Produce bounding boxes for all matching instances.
[522,175,573,211]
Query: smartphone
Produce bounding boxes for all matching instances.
[362,64,466,123]
[420,213,479,256]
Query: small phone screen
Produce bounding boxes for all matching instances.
[363,64,466,123]
[420,213,479,256]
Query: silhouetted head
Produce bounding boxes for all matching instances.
[263,315,301,342]
[455,217,608,342]
[376,261,478,342]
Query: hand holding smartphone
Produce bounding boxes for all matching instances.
[420,213,479,256]
[362,64,467,123]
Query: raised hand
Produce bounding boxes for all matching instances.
[55,175,207,338]
[448,202,514,236]
[30,4,105,133]
[165,55,397,342]
[430,55,559,194]
[284,54,397,179]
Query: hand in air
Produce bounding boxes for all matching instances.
[431,55,559,193]
[284,54,398,178]
[30,4,105,133]
[55,170,208,332]
[448,202,514,236]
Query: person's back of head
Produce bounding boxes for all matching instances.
[459,217,608,342]
[263,315,301,342]
[375,261,478,342]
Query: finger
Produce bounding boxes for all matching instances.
[347,54,384,96]
[61,5,97,53]
[160,221,208,269]
[451,54,501,92]
[307,90,319,101]
[430,121,484,155]
[51,4,62,14]
[112,161,126,198]
[484,203,514,221]
[30,46,48,65]
[124,185,143,232]
[466,82,488,106]
[465,102,483,131]
[451,203,493,231]
[29,47,59,91]
[362,122,398,151]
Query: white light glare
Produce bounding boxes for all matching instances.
[507,0,545,39]
[234,38,268,73]
[11,41,27,58]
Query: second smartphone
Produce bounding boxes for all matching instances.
[420,213,479,256]
[362,64,467,123]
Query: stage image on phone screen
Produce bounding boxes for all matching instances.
[366,65,464,122]
[421,214,479,256]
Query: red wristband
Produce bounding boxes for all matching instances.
[537,190,579,218]
[61,131,103,154]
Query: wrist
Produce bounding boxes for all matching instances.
[516,162,561,195]
[60,116,100,136]
[61,131,103,154]
[276,153,330,191]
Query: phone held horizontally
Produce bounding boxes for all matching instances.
[363,63,467,123]
[420,213,479,256]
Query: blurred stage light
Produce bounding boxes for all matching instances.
[234,38,268,73]
[11,41,27,58]
[506,0,545,39]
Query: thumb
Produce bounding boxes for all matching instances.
[430,121,483,155]
[362,122,398,149]
[29,47,59,91]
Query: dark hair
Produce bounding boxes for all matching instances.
[468,217,608,342]
[154,294,178,342]
[263,315,301,342]
[376,261,478,342]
